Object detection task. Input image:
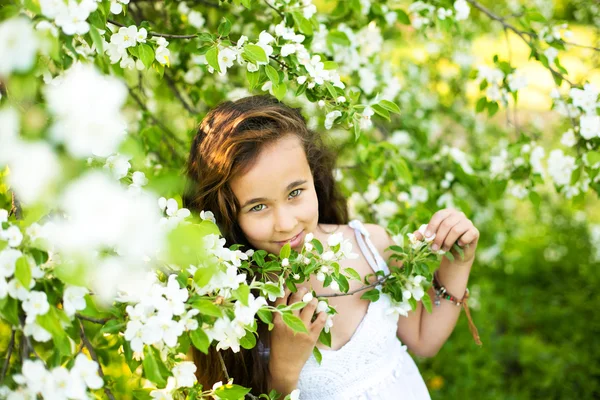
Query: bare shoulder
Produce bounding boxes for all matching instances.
[362,223,394,255]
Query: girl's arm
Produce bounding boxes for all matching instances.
[368,209,479,357]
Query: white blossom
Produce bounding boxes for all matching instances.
[22,291,50,323]
[580,115,599,140]
[453,0,470,20]
[45,63,128,158]
[0,17,39,77]
[172,362,197,388]
[63,286,88,317]
[547,149,576,186]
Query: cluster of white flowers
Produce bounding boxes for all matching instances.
[506,70,528,92]
[45,63,128,158]
[397,185,429,207]
[303,232,358,287]
[1,355,103,399]
[477,65,509,103]
[570,84,599,140]
[105,25,148,70]
[39,0,99,35]
[190,234,249,297]
[148,361,198,399]
[437,145,474,175]
[109,0,130,15]
[178,2,206,29]
[539,23,572,43]
[204,293,267,352]
[154,37,171,66]
[0,108,61,204]
[0,17,39,77]
[547,149,576,186]
[124,275,196,353]
[158,197,191,229]
[46,172,164,304]
[408,0,469,29]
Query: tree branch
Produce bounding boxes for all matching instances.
[315,276,388,298]
[263,0,284,18]
[10,192,22,220]
[0,329,16,384]
[108,19,199,39]
[78,320,116,400]
[164,72,199,114]
[76,313,113,325]
[466,0,574,86]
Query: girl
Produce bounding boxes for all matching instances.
[184,95,480,399]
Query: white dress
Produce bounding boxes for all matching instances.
[296,220,432,400]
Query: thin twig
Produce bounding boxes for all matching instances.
[164,72,199,114]
[108,19,199,39]
[217,351,230,381]
[76,313,113,325]
[0,329,16,384]
[315,276,388,298]
[562,40,600,52]
[263,0,284,18]
[467,0,574,86]
[10,192,22,220]
[78,320,116,400]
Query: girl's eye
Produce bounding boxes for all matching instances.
[289,189,303,198]
[250,204,266,212]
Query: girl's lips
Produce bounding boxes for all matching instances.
[275,230,304,248]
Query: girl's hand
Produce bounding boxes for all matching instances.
[414,208,479,264]
[269,286,328,379]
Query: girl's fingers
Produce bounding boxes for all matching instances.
[431,214,461,250]
[425,208,454,238]
[458,227,480,246]
[288,287,308,317]
[300,298,318,326]
[442,221,471,251]
[310,311,328,335]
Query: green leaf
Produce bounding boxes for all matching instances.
[313,346,323,365]
[318,328,331,348]
[189,328,210,354]
[257,309,273,324]
[487,101,499,116]
[333,274,349,293]
[322,61,338,70]
[273,82,287,101]
[371,104,391,121]
[360,289,380,302]
[397,9,410,24]
[247,69,260,89]
[323,81,337,99]
[586,151,600,166]
[292,12,313,36]
[279,243,291,260]
[327,31,351,46]
[243,44,268,64]
[344,267,362,282]
[138,44,155,68]
[0,296,19,326]
[311,238,323,254]
[193,265,217,288]
[218,17,232,37]
[378,100,401,114]
[282,312,308,334]
[262,282,283,297]
[240,329,257,349]
[234,284,250,306]
[191,299,222,317]
[476,97,487,113]
[15,256,31,288]
[206,46,221,73]
[444,251,455,262]
[253,251,266,266]
[36,309,71,355]
[89,25,104,55]
[421,293,433,313]
[143,346,171,387]
[214,384,251,400]
[265,64,279,84]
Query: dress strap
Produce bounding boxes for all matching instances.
[348,220,390,275]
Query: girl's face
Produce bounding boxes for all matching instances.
[230,134,319,255]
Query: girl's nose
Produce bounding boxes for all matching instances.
[273,205,298,233]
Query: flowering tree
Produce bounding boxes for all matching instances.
[0,0,598,398]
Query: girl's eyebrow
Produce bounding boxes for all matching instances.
[240,179,307,208]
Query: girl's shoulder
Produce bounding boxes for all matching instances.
[320,221,392,256]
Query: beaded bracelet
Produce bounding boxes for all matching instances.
[432,270,468,307]
[432,270,483,346]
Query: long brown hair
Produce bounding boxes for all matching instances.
[183,95,348,394]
